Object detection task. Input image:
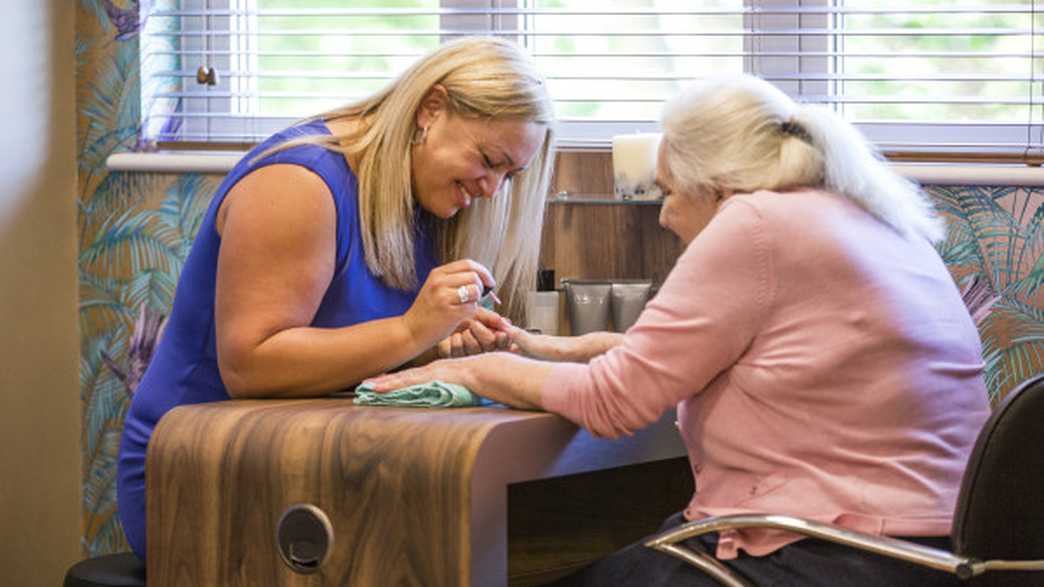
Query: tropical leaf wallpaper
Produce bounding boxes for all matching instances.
[933,186,1044,399]
[76,0,221,556]
[74,0,1043,557]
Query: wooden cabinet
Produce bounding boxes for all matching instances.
[146,400,690,586]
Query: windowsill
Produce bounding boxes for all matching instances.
[105,151,1044,187]
[106,152,245,174]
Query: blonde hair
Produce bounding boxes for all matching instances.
[660,74,944,242]
[260,37,556,319]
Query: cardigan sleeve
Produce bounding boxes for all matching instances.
[541,198,776,438]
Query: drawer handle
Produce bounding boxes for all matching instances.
[276,504,334,574]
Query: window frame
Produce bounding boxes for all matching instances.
[142,1,1044,162]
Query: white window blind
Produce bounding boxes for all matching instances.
[140,1,1044,159]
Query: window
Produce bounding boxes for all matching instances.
[141,1,1044,159]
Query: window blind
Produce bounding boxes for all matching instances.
[140,1,1044,160]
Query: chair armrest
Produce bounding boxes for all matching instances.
[644,514,979,580]
[650,543,755,587]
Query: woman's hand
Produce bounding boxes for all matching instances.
[509,326,625,362]
[369,356,478,393]
[437,308,512,358]
[403,259,496,348]
[366,352,551,410]
[507,326,569,360]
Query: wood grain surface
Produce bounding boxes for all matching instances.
[545,149,684,286]
[146,400,689,586]
[145,398,684,580]
[541,203,683,286]
[551,150,614,196]
[148,401,515,586]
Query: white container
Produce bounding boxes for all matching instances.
[612,133,663,200]
[525,291,560,336]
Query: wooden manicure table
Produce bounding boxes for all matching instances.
[146,399,690,586]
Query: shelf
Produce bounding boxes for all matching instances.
[547,192,662,206]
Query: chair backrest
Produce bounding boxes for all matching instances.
[951,373,1044,586]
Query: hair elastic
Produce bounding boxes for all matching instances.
[780,120,813,144]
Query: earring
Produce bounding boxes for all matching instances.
[412,125,429,145]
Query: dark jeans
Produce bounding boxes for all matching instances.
[547,512,963,587]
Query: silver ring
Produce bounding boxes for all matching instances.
[457,285,470,304]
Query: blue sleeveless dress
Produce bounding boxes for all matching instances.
[116,119,438,559]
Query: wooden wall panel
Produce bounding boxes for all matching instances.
[540,150,684,287]
[551,150,614,196]
[540,205,683,286]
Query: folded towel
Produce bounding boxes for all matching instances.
[353,380,491,408]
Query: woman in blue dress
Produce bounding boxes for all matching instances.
[116,36,556,560]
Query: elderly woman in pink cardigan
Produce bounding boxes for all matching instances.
[369,74,990,586]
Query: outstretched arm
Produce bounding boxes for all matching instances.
[372,200,773,440]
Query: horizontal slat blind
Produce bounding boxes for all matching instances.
[141,1,1044,158]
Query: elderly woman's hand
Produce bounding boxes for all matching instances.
[509,326,625,362]
[437,308,513,358]
[506,326,564,359]
[366,351,550,411]
[367,357,476,393]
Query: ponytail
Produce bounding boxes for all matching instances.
[790,104,945,243]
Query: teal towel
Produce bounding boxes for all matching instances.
[353,380,487,408]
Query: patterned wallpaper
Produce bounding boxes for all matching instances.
[77,0,219,555]
[74,0,1043,556]
[932,186,1044,397]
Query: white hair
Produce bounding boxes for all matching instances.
[660,74,945,243]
